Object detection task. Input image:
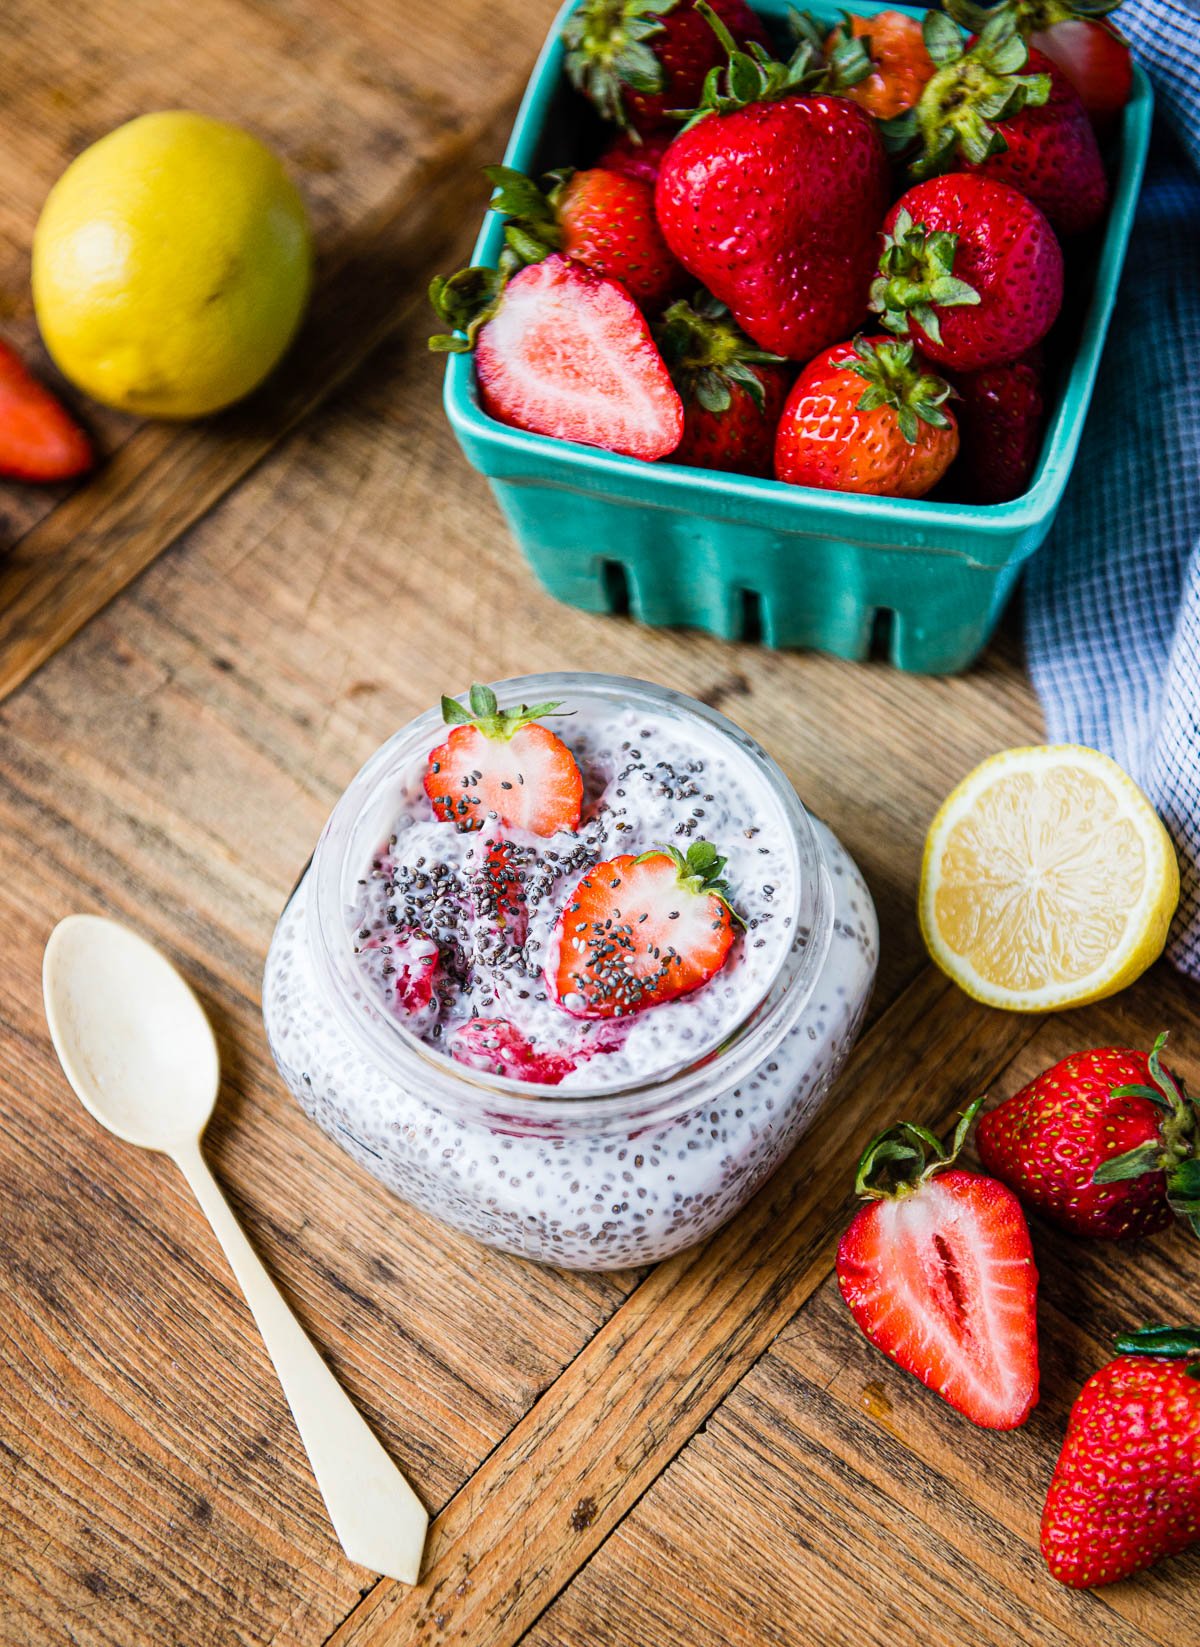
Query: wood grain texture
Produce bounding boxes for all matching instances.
[0,0,561,701]
[526,971,1200,1647]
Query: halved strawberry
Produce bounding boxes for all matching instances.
[424,683,583,838]
[548,840,739,1019]
[450,1018,577,1086]
[836,1098,1040,1429]
[429,253,684,460]
[0,340,92,481]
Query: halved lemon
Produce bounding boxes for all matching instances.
[920,745,1179,1012]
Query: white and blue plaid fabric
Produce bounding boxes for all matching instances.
[1024,0,1200,977]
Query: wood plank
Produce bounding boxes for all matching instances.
[527,975,1200,1647]
[0,0,562,701]
[326,967,1044,1647]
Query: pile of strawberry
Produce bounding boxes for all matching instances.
[430,0,1134,504]
[837,1033,1200,1589]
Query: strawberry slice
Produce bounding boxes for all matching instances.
[425,683,583,838]
[548,840,739,1019]
[450,1018,577,1086]
[836,1098,1040,1430]
[386,930,440,1013]
[430,253,683,461]
[0,341,92,481]
[474,838,529,944]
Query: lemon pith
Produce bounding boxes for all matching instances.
[919,745,1179,1012]
[32,111,312,419]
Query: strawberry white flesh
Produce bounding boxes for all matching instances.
[475,255,684,460]
[837,1170,1040,1429]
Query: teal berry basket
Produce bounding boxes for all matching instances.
[441,0,1153,674]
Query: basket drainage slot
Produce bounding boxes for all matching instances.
[740,588,763,644]
[869,608,896,662]
[601,559,630,616]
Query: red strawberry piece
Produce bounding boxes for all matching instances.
[976,1034,1200,1241]
[944,0,1133,126]
[655,79,889,360]
[824,9,936,119]
[0,341,92,482]
[481,164,685,312]
[430,254,683,460]
[871,175,1063,373]
[424,683,583,838]
[562,0,771,135]
[450,1017,578,1086]
[949,346,1045,503]
[836,1097,1040,1430]
[901,12,1107,237]
[548,839,738,1019]
[478,838,529,945]
[1041,1325,1200,1587]
[654,293,792,477]
[596,129,676,188]
[775,335,958,499]
[387,931,440,1013]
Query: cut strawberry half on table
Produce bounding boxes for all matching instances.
[424,683,583,838]
[548,840,739,1019]
[0,340,93,482]
[429,253,683,461]
[450,1018,577,1086]
[836,1097,1040,1429]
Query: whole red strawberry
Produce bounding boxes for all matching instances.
[775,336,958,499]
[824,8,936,119]
[548,839,738,1017]
[950,346,1045,502]
[1042,1326,1200,1587]
[423,683,584,837]
[563,0,770,134]
[871,175,1063,373]
[596,129,676,188]
[836,1096,1040,1430]
[976,1035,1200,1240]
[482,164,685,311]
[0,341,92,482]
[430,254,683,461]
[901,12,1107,237]
[946,0,1134,126]
[654,13,890,360]
[655,293,791,477]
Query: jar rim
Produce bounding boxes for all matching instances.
[307,672,834,1124]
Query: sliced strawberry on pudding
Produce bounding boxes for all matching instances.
[451,1018,577,1086]
[425,683,583,837]
[482,839,528,943]
[548,840,739,1019]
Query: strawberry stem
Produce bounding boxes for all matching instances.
[869,209,981,348]
[1112,1324,1200,1363]
[844,336,956,446]
[904,12,1052,180]
[636,838,744,925]
[1092,1033,1200,1238]
[654,293,785,414]
[440,683,574,740]
[854,1094,985,1199]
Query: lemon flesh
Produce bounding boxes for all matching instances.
[920,745,1179,1012]
[32,111,311,418]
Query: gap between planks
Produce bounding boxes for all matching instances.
[0,100,517,706]
[319,964,1045,1647]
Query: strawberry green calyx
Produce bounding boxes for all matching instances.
[654,293,785,413]
[869,209,981,347]
[636,838,743,923]
[440,683,572,740]
[563,0,679,127]
[429,263,509,354]
[678,1,870,129]
[890,11,1052,176]
[854,1095,985,1200]
[845,336,956,446]
[1092,1033,1200,1238]
[1112,1325,1200,1376]
[945,0,1124,37]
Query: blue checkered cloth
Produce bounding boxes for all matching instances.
[1024,0,1200,977]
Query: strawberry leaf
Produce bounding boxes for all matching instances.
[1092,1140,1163,1183]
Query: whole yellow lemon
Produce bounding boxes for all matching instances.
[32,111,312,418]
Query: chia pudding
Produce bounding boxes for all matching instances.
[262,673,878,1268]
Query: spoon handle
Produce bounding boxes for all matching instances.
[172,1139,428,1583]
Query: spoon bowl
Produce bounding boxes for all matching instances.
[44,914,219,1150]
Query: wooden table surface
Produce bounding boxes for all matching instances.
[1,3,1197,1644]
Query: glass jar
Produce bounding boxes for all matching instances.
[262,674,877,1269]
